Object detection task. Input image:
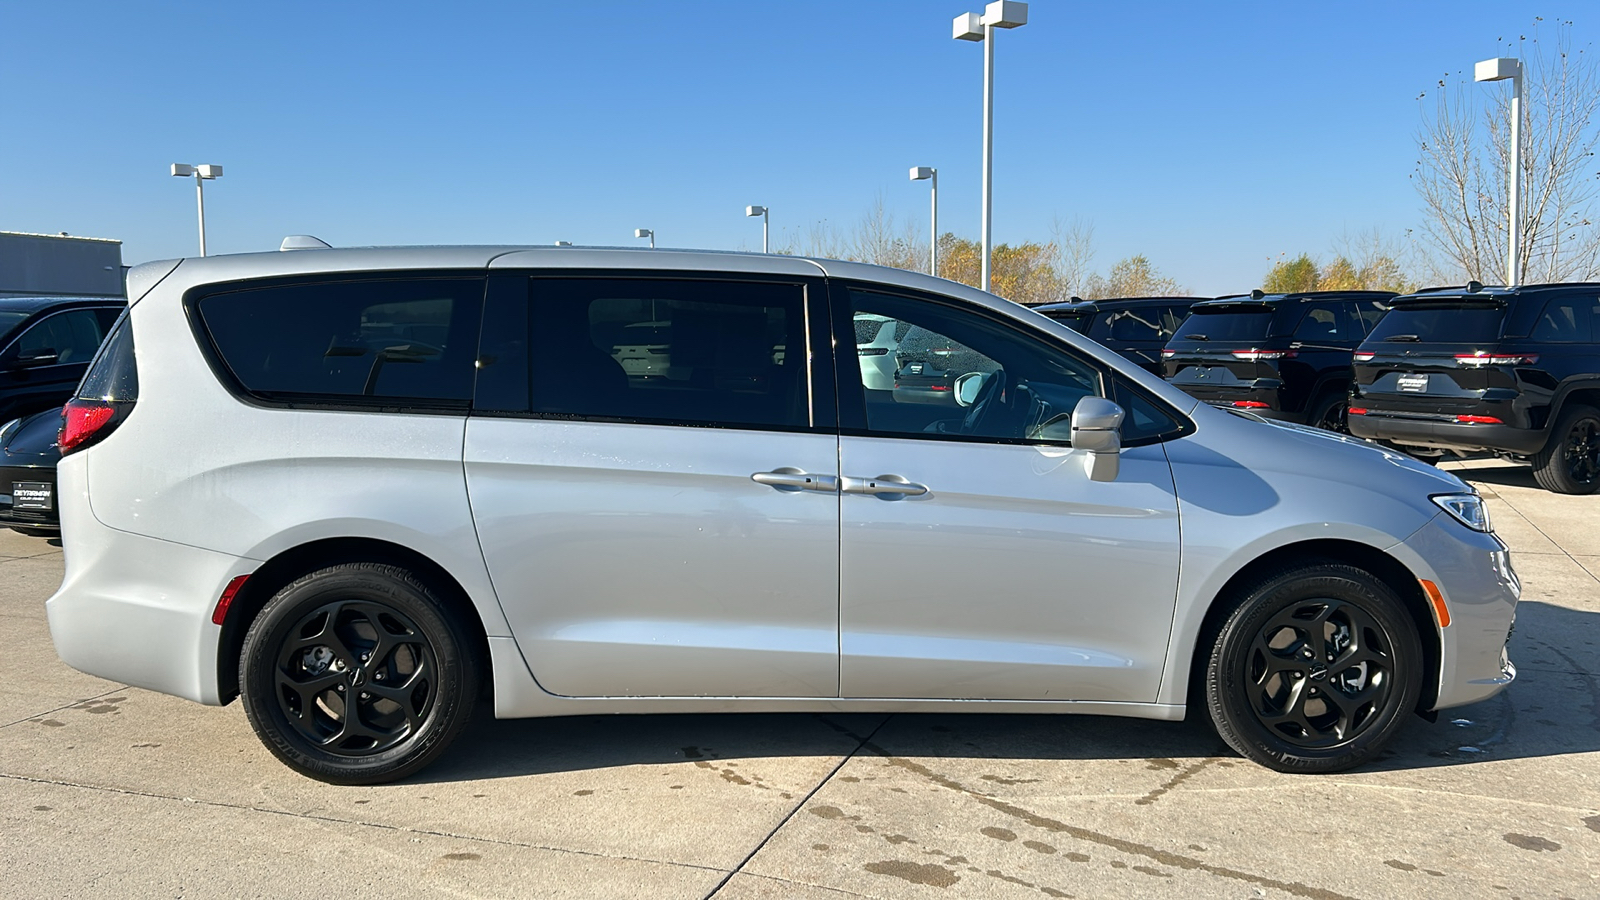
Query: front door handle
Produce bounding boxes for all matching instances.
[841,473,929,500]
[752,467,839,493]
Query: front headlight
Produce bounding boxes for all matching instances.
[1432,493,1492,532]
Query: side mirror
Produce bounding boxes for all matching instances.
[16,347,60,367]
[953,371,985,407]
[1071,396,1125,482]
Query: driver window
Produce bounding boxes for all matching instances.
[847,288,1102,442]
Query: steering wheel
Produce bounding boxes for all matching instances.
[958,369,1006,435]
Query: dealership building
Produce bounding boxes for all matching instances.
[0,231,125,299]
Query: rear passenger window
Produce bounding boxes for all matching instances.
[528,278,811,430]
[11,309,106,364]
[1293,303,1361,342]
[1531,296,1595,342]
[195,278,485,407]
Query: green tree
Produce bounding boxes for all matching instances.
[1262,254,1321,292]
[1081,255,1186,299]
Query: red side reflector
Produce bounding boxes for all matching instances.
[1454,415,1503,424]
[212,574,251,626]
[59,402,115,454]
[1231,401,1271,408]
[1348,407,1368,415]
[929,385,951,391]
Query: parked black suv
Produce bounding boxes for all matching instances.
[1347,283,1600,493]
[1161,290,1394,430]
[1035,297,1203,373]
[0,297,126,424]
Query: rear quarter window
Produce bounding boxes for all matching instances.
[194,277,485,408]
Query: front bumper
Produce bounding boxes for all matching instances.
[1349,411,1547,455]
[45,453,256,705]
[1390,513,1520,710]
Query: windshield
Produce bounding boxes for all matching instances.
[1171,307,1273,343]
[1365,304,1506,344]
[0,311,29,346]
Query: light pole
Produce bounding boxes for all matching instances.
[953,1,1027,293]
[1475,57,1523,286]
[745,205,769,253]
[910,166,939,276]
[170,163,223,256]
[634,228,655,249]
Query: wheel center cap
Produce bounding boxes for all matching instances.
[1308,663,1329,681]
[350,666,368,688]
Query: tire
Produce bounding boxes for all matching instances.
[1307,391,1350,434]
[1205,562,1422,773]
[1531,404,1600,495]
[240,563,480,785]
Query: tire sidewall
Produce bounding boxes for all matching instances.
[240,564,476,784]
[1534,405,1600,495]
[1207,564,1423,773]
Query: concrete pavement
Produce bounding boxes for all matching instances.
[2,459,1597,899]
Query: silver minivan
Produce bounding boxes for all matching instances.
[47,246,1518,784]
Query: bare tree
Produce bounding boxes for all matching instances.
[1049,216,1097,298]
[1414,19,1600,284]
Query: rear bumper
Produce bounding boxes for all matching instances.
[45,453,256,705]
[1348,413,1546,455]
[1389,514,1520,710]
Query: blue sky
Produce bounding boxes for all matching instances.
[0,1,1585,293]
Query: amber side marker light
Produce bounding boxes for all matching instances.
[211,574,251,626]
[1420,579,1451,628]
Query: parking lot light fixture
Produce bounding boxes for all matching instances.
[910,167,939,276]
[634,228,655,249]
[1475,57,1523,287]
[170,163,223,257]
[952,1,1027,293]
[745,205,769,253]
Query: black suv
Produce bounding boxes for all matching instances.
[1035,297,1203,373]
[1347,283,1600,494]
[1161,290,1394,430]
[0,296,126,424]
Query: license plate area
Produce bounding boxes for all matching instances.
[1397,373,1429,393]
[12,482,52,511]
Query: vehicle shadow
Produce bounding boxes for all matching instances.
[411,598,1596,784]
[1446,461,1542,490]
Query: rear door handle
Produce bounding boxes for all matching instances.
[841,474,929,500]
[751,468,839,493]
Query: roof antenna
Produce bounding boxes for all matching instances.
[280,235,332,251]
[1250,289,1265,300]
[1465,280,1483,293]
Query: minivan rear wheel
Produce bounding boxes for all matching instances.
[1531,404,1600,495]
[240,563,479,784]
[1205,563,1422,773]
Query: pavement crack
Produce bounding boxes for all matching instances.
[862,743,1362,900]
[703,714,893,900]
[0,771,724,875]
[1135,755,1223,806]
[1,686,129,730]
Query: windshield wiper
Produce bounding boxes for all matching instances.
[1383,334,1421,342]
[1186,334,1208,341]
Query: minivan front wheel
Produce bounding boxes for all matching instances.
[240,563,479,784]
[1531,404,1600,495]
[1205,563,1422,773]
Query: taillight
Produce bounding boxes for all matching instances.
[59,400,117,454]
[1353,351,1376,362]
[1160,349,1176,359]
[1455,353,1539,367]
[1231,401,1271,408]
[1454,414,1503,424]
[1230,349,1296,361]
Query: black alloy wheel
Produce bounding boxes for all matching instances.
[1532,404,1600,495]
[1206,562,1422,773]
[1309,392,1350,435]
[241,563,479,784]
